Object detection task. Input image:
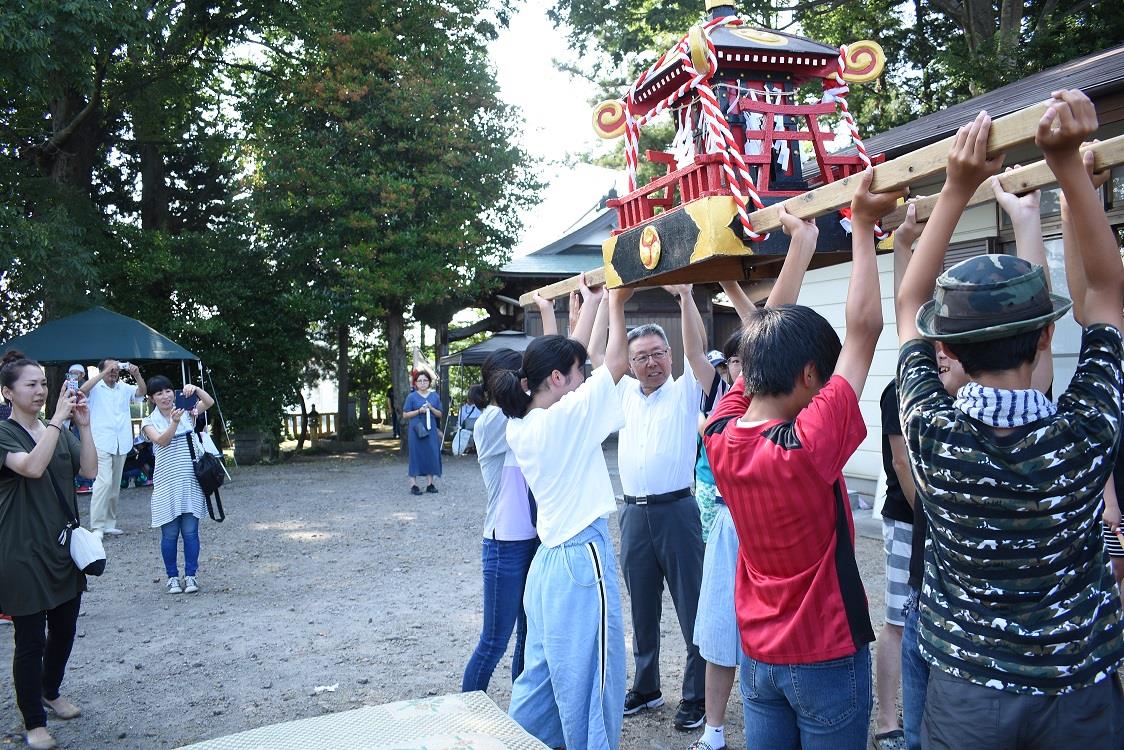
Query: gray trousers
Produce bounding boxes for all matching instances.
[922,667,1124,750]
[618,496,706,703]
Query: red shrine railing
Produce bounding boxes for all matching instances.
[607,98,882,235]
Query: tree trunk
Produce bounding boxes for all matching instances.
[296,391,308,452]
[139,141,170,231]
[336,323,351,437]
[386,308,410,455]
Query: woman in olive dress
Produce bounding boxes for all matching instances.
[0,350,97,750]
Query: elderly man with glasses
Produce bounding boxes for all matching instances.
[611,286,716,732]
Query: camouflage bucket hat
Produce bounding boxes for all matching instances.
[916,254,1072,343]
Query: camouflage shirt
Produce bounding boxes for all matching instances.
[898,325,1124,695]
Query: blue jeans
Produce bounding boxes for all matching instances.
[462,537,539,692]
[161,513,200,578]
[740,645,872,750]
[901,589,929,750]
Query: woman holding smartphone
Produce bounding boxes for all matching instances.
[141,378,214,595]
[0,350,96,750]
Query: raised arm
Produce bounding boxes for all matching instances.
[585,294,609,369]
[897,111,1005,343]
[765,205,819,308]
[80,360,112,396]
[534,292,559,336]
[837,168,907,394]
[604,287,633,382]
[892,203,922,296]
[142,409,186,447]
[4,386,75,478]
[568,272,605,348]
[666,284,713,384]
[990,173,1054,393]
[719,280,756,325]
[1061,148,1112,326]
[1038,90,1123,329]
[181,383,215,414]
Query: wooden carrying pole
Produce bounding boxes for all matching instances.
[880,135,1124,231]
[520,101,1062,307]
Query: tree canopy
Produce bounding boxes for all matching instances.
[550,0,1124,134]
[0,0,538,444]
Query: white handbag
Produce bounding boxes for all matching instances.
[61,525,107,576]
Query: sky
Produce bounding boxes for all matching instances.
[488,4,626,255]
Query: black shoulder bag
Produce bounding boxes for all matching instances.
[185,432,226,522]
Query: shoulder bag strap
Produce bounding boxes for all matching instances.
[184,429,225,522]
[831,479,875,649]
[5,419,79,530]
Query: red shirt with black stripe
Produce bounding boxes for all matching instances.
[704,375,874,664]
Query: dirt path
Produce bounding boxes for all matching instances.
[0,443,887,749]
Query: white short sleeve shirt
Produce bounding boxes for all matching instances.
[87,380,139,454]
[616,362,701,497]
[506,366,626,548]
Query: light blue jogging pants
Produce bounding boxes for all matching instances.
[509,518,625,749]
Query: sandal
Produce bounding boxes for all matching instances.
[873,729,906,750]
[43,696,81,720]
[26,728,57,750]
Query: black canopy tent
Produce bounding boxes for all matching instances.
[438,330,535,367]
[436,330,535,451]
[2,306,232,463]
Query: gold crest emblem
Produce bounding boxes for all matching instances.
[639,226,662,270]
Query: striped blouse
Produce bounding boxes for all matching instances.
[141,409,206,527]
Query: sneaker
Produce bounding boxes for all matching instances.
[623,689,664,715]
[425,484,438,494]
[410,486,422,495]
[183,576,199,594]
[674,699,706,730]
[76,485,92,495]
[103,528,124,536]
[687,742,723,750]
[166,577,183,594]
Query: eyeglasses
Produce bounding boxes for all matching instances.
[630,349,670,366]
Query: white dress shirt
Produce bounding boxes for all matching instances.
[87,380,139,454]
[616,363,701,497]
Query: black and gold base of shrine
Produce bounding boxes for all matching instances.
[603,195,856,288]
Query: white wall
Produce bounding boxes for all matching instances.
[795,253,898,490]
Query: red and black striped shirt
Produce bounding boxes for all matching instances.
[704,375,874,664]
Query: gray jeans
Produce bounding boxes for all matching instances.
[922,667,1124,750]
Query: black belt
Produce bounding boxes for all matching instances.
[623,488,692,506]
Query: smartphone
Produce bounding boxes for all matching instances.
[65,374,80,392]
[175,391,199,411]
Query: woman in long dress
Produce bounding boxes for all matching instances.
[141,376,215,595]
[403,371,443,494]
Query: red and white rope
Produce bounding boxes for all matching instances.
[622,15,768,241]
[826,45,889,239]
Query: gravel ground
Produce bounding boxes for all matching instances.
[0,438,887,749]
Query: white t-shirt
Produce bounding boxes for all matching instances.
[473,405,537,541]
[615,363,701,496]
[87,380,140,454]
[506,366,625,548]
